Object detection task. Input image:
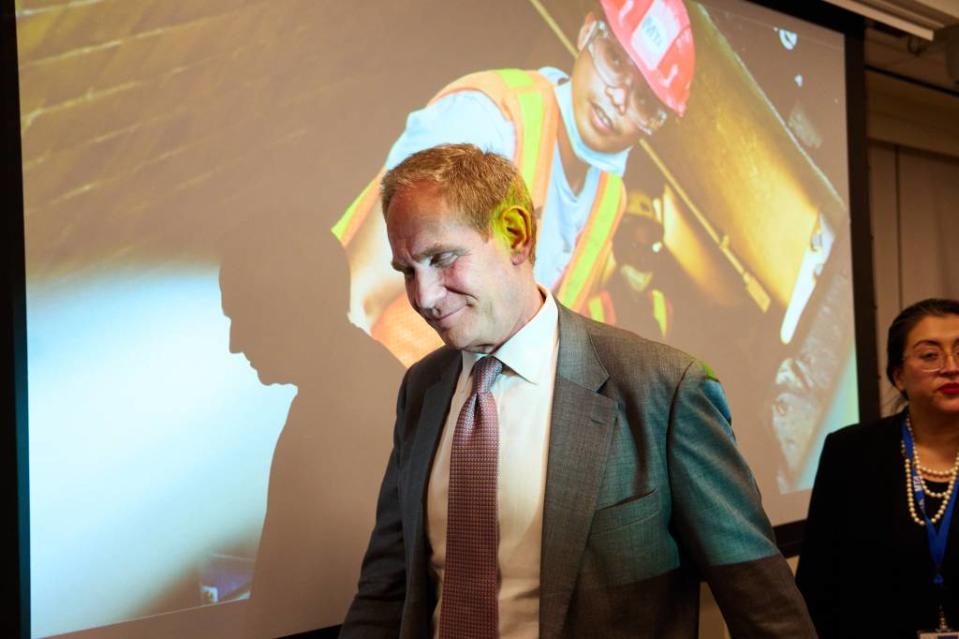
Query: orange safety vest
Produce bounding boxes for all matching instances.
[332,69,626,366]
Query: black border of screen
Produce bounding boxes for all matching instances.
[1,0,876,636]
[2,0,29,636]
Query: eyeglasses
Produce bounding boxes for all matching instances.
[908,345,959,372]
[585,20,669,135]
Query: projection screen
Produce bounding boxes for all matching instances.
[17,0,856,636]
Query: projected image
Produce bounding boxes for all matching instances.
[333,0,856,503]
[17,0,855,637]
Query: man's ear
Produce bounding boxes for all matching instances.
[496,206,534,264]
[578,12,597,51]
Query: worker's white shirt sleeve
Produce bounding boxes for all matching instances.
[384,91,515,170]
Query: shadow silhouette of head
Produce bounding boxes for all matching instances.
[219,217,349,386]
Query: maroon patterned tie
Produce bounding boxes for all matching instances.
[439,355,503,639]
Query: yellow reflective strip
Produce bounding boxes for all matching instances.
[332,178,376,243]
[496,68,534,89]
[652,289,668,337]
[515,91,545,191]
[587,295,605,323]
[557,175,623,307]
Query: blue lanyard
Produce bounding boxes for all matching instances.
[902,419,959,586]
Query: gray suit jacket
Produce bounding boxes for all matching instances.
[341,306,815,638]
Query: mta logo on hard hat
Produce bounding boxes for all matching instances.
[634,0,681,70]
[600,0,696,116]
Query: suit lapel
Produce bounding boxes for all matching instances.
[405,351,460,625]
[408,354,461,507]
[540,307,619,639]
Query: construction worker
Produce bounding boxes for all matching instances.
[333,0,696,365]
[584,189,673,339]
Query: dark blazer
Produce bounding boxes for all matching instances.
[342,306,814,638]
[796,413,959,638]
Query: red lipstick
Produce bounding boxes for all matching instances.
[940,383,959,395]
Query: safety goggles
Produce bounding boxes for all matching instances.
[585,20,669,135]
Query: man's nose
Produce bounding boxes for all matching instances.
[410,270,444,313]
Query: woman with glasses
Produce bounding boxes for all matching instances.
[797,297,959,638]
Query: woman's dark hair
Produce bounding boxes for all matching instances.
[886,297,959,398]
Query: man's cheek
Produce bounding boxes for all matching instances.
[404,282,418,309]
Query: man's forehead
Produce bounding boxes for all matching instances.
[387,187,474,233]
[389,180,448,211]
[387,206,483,266]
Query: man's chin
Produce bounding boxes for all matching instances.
[255,368,295,386]
[435,329,465,350]
[442,332,498,355]
[434,326,483,353]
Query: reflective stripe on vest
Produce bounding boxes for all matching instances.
[651,288,669,337]
[586,290,617,325]
[332,170,383,245]
[555,172,625,311]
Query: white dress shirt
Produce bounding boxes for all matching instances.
[427,290,560,639]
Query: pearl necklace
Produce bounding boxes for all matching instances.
[903,414,959,526]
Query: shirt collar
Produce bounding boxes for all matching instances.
[462,288,559,385]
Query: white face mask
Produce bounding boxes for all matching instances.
[554,79,631,177]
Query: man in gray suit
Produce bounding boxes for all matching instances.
[340,144,815,638]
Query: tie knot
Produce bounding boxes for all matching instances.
[471,356,502,394]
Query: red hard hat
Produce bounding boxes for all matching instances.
[599,0,696,116]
